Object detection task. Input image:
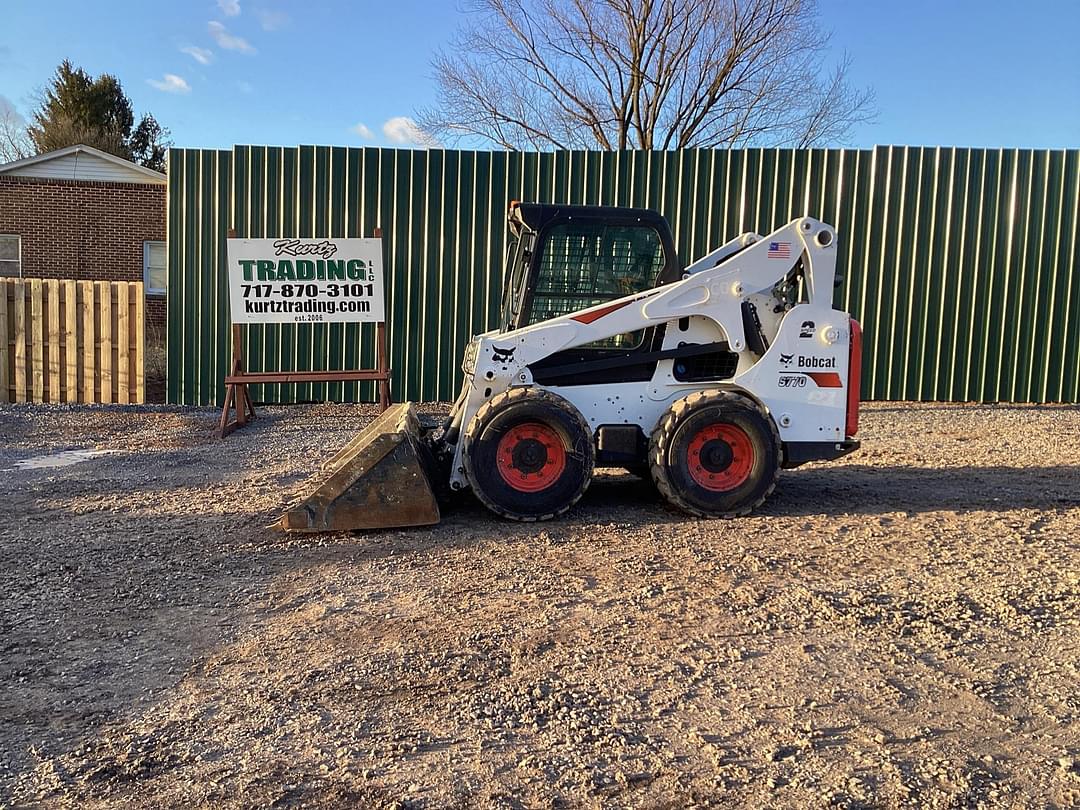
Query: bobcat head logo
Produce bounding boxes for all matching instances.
[779,353,794,367]
[491,345,516,364]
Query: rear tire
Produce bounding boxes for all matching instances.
[463,388,594,521]
[649,390,780,518]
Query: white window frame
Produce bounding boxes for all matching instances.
[143,240,166,296]
[0,234,21,278]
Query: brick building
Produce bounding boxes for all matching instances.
[0,144,167,330]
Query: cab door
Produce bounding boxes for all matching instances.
[519,214,680,385]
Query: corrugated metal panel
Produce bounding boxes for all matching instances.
[167,145,1080,405]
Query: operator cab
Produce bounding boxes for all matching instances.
[500,202,682,332]
[498,202,686,385]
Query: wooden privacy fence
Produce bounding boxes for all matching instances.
[1,279,145,404]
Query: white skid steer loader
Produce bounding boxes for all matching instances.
[281,203,863,531]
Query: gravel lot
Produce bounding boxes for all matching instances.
[1,401,1079,808]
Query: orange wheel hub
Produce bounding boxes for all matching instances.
[496,422,566,492]
[686,423,754,491]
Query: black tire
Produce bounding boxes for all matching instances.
[649,389,780,518]
[463,387,594,521]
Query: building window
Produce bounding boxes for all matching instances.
[0,235,20,277]
[144,241,166,295]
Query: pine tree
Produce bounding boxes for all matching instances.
[29,61,171,171]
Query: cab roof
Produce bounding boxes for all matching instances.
[509,202,668,233]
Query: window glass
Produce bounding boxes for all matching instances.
[0,235,20,277]
[529,222,664,348]
[144,241,166,294]
[499,235,519,328]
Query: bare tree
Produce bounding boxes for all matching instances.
[0,97,33,163]
[420,0,874,151]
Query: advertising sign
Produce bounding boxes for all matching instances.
[227,238,385,324]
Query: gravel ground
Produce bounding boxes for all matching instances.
[1,401,1079,808]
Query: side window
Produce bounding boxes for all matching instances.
[0,235,21,277]
[499,235,520,328]
[143,241,166,296]
[528,222,665,348]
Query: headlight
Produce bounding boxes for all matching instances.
[462,339,478,374]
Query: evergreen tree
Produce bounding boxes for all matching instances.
[29,61,171,171]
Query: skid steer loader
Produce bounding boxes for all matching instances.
[281,203,862,531]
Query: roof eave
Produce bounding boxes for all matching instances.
[0,143,166,182]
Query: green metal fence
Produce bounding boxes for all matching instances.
[167,145,1080,405]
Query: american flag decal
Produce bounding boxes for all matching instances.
[768,241,791,259]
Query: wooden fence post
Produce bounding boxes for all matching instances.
[98,281,112,404]
[116,282,129,404]
[80,281,94,402]
[13,279,26,403]
[46,280,60,403]
[63,280,77,402]
[134,282,144,403]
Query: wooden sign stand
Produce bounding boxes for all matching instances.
[217,227,391,438]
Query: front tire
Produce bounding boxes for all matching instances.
[463,388,594,521]
[649,390,780,517]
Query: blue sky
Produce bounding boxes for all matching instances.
[1,0,1077,151]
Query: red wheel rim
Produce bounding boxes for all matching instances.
[686,423,754,491]
[496,422,567,492]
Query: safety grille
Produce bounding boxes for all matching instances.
[529,222,665,349]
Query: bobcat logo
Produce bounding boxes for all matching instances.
[491,345,516,364]
[779,353,794,367]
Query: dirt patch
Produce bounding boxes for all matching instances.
[1,402,1079,808]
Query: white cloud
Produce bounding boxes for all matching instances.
[217,0,241,16]
[180,45,214,65]
[382,116,440,148]
[351,122,374,140]
[147,74,191,94]
[208,21,256,54]
[255,8,289,30]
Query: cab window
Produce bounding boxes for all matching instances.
[528,222,665,348]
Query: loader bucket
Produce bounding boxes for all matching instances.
[280,402,441,532]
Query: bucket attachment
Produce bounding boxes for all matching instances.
[280,402,441,532]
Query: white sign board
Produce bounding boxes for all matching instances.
[227,238,385,324]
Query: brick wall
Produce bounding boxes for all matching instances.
[0,175,166,333]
